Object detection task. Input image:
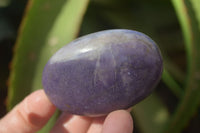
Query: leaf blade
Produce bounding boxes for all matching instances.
[7,0,90,132]
[8,0,89,109]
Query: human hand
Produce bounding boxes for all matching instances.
[0,90,133,133]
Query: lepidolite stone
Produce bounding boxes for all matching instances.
[42,29,163,116]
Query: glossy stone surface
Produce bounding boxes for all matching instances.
[42,29,163,116]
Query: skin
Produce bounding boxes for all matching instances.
[0,90,133,133]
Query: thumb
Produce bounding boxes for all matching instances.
[102,110,134,133]
[0,90,56,133]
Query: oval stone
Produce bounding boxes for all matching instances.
[42,29,163,116]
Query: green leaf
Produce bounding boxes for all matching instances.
[132,93,169,133]
[8,0,89,109]
[7,0,89,132]
[164,0,200,132]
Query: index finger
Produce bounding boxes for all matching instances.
[0,90,56,133]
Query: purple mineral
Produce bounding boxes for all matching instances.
[42,29,163,116]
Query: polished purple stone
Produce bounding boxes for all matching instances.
[42,29,163,116]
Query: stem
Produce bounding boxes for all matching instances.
[162,68,183,99]
[164,0,200,132]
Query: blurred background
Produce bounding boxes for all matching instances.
[0,0,200,133]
